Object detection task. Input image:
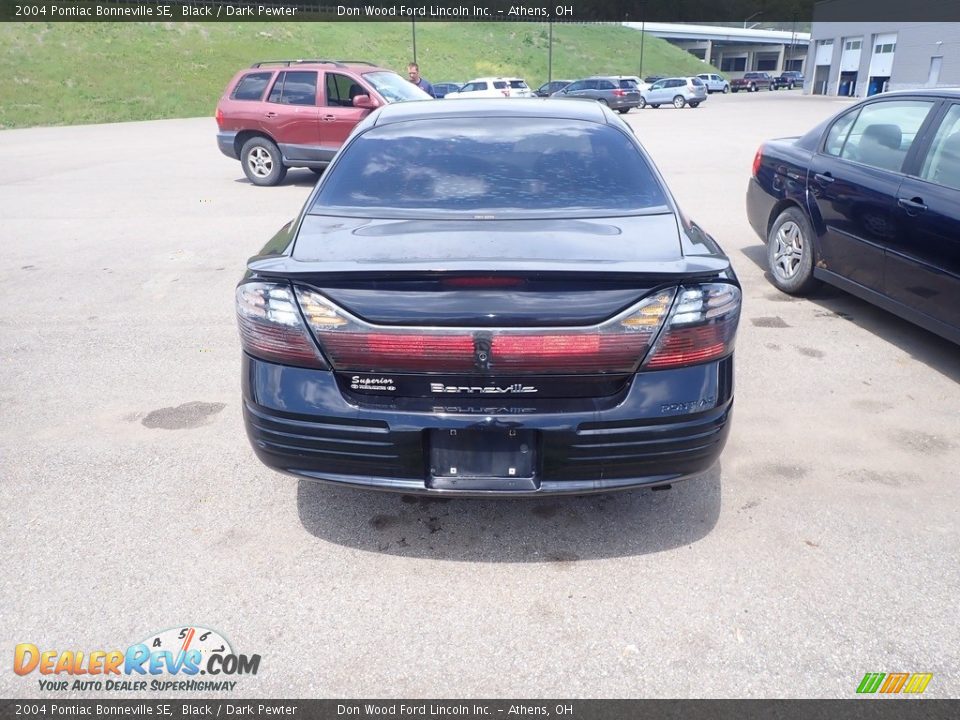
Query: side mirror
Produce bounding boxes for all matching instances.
[352,94,379,109]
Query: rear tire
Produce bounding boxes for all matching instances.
[617,107,629,114]
[767,207,819,295]
[651,104,660,109]
[689,102,700,108]
[673,95,686,109]
[769,83,775,91]
[598,98,609,107]
[309,167,325,177]
[750,83,757,92]
[723,85,730,94]
[732,88,739,93]
[241,136,287,187]
[637,97,647,109]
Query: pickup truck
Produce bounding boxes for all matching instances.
[773,71,804,89]
[730,72,775,93]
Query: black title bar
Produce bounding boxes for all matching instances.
[2,0,960,23]
[1,700,959,720]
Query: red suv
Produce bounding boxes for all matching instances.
[216,60,431,186]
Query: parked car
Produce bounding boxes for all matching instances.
[730,72,775,92]
[697,73,730,94]
[445,77,534,99]
[639,77,708,109]
[536,80,573,97]
[774,71,804,90]
[551,76,642,113]
[746,89,960,345]
[644,75,666,85]
[215,59,431,186]
[237,99,742,495]
[613,75,650,92]
[432,82,464,98]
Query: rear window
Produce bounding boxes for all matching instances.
[619,80,638,89]
[691,78,704,86]
[312,118,668,218]
[231,72,272,101]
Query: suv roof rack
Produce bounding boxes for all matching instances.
[250,59,375,69]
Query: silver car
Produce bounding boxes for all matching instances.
[639,77,708,109]
[696,73,730,94]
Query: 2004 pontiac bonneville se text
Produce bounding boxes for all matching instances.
[236,99,741,496]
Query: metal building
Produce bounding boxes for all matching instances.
[806,22,960,97]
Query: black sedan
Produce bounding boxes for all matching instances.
[237,99,741,496]
[535,80,572,97]
[747,89,960,345]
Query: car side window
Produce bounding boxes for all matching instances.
[325,73,358,107]
[838,100,935,172]
[598,80,616,90]
[650,81,664,90]
[919,104,960,190]
[564,81,583,92]
[824,111,859,156]
[267,71,318,106]
[232,72,273,101]
[584,80,600,90]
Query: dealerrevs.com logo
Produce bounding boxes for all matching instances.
[14,626,260,693]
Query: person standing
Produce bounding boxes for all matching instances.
[407,62,435,98]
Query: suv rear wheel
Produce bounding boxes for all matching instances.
[241,136,287,187]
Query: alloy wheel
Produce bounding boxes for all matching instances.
[772,221,804,279]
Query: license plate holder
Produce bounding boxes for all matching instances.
[429,428,536,482]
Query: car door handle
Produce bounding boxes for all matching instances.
[322,114,336,121]
[898,197,928,213]
[814,172,835,185]
[265,112,277,118]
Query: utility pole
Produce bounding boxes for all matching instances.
[548,21,553,83]
[639,21,646,77]
[412,20,417,65]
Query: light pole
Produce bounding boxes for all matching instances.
[412,20,417,65]
[548,21,553,83]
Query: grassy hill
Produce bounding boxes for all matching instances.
[0,21,717,128]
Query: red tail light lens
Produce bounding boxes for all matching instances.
[236,282,327,369]
[642,284,741,370]
[215,108,224,128]
[294,287,677,375]
[752,145,764,177]
[612,89,626,97]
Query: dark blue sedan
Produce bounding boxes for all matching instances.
[237,100,742,496]
[747,89,960,345]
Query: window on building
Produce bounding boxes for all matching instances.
[720,57,746,72]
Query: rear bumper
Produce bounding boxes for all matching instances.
[217,131,239,160]
[746,176,777,242]
[242,354,734,496]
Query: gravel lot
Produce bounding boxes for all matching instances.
[1,91,958,699]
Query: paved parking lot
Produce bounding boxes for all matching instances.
[1,91,958,698]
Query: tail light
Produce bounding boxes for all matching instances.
[642,284,741,370]
[752,145,764,177]
[501,89,511,97]
[294,287,677,375]
[215,108,224,128]
[236,282,327,369]
[612,89,626,97]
